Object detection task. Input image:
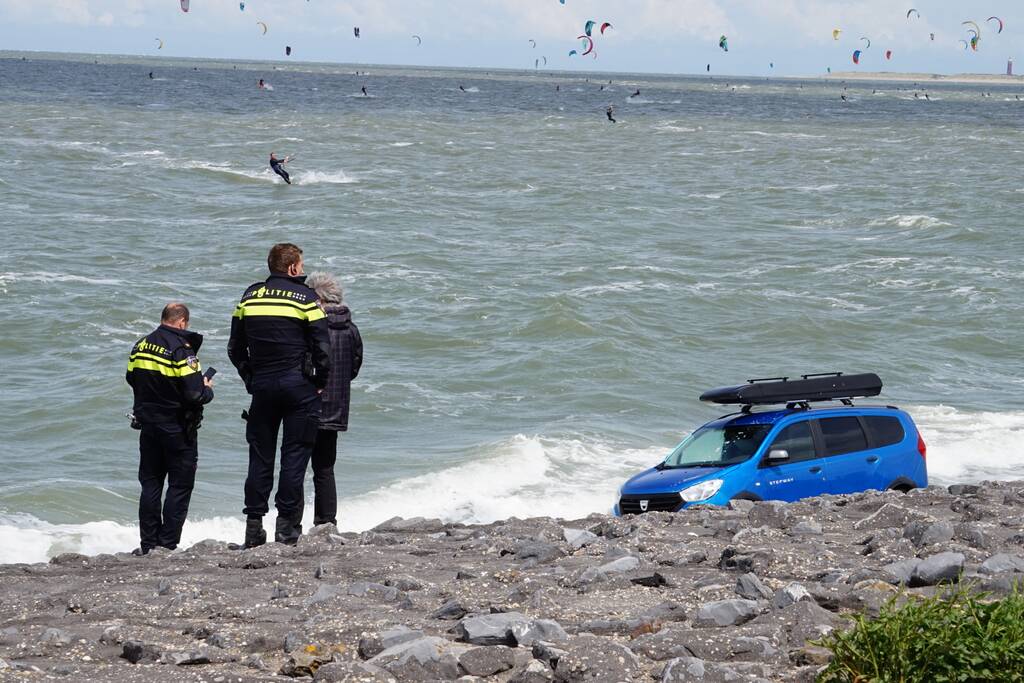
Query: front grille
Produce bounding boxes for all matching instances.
[619,493,682,515]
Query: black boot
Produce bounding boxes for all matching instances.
[230,517,266,550]
[275,515,301,545]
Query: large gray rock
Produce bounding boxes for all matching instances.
[38,628,72,647]
[372,517,445,533]
[903,520,954,547]
[314,661,397,682]
[121,640,162,664]
[735,573,772,600]
[454,613,566,647]
[458,646,517,677]
[599,556,641,574]
[772,583,813,610]
[910,552,964,587]
[358,626,425,659]
[512,659,555,683]
[748,501,794,529]
[692,600,760,628]
[563,528,599,550]
[304,583,345,607]
[551,635,640,682]
[853,503,924,531]
[881,558,920,585]
[348,582,401,602]
[661,656,743,682]
[980,554,1024,575]
[367,636,466,680]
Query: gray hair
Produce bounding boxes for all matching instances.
[306,271,344,305]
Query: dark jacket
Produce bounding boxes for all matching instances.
[126,325,214,425]
[227,273,331,390]
[319,304,363,431]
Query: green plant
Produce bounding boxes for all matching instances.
[815,583,1024,682]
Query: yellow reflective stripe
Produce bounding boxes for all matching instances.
[127,358,183,377]
[129,351,191,367]
[306,307,326,322]
[237,304,311,320]
[232,304,245,319]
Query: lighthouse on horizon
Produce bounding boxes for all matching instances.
[1008,58,1014,76]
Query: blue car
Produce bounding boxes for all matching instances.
[615,373,928,514]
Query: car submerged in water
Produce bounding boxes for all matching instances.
[615,373,928,515]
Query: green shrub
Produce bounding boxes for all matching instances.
[816,584,1024,682]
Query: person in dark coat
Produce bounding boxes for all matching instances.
[304,272,363,526]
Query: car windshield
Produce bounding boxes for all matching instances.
[663,424,771,468]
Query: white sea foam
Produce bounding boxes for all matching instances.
[389,142,415,147]
[872,214,952,229]
[293,170,356,185]
[0,436,662,565]
[2,411,1023,566]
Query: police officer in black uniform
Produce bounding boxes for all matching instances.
[228,243,331,547]
[126,302,214,556]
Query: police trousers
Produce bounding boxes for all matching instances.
[243,373,321,520]
[138,423,198,551]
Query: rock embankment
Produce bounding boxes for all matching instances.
[1,482,1023,681]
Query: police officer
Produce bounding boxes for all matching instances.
[228,243,330,547]
[126,302,214,556]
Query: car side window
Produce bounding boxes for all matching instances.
[864,416,905,448]
[766,421,817,464]
[819,417,869,456]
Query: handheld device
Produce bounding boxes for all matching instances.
[203,367,217,380]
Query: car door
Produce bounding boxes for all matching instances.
[815,416,874,494]
[754,420,828,502]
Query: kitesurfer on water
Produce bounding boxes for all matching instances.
[270,153,292,185]
[361,86,368,96]
[606,106,616,123]
[630,89,640,98]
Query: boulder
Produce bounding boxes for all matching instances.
[454,613,567,647]
[772,583,813,610]
[748,501,795,529]
[881,558,920,586]
[39,628,72,647]
[367,636,466,680]
[516,541,564,564]
[735,573,772,600]
[347,582,401,602]
[314,661,397,682]
[980,554,1024,575]
[660,656,743,682]
[562,528,599,550]
[459,646,517,677]
[692,600,760,628]
[511,659,555,683]
[305,583,345,607]
[430,600,469,621]
[121,640,162,664]
[358,626,425,660]
[551,635,640,682]
[853,503,924,531]
[910,552,964,587]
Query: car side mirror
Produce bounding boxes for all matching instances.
[768,449,790,462]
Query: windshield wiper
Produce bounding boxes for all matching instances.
[671,461,729,468]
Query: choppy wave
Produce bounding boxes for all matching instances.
[3,412,1024,565]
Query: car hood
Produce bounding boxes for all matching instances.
[621,465,726,495]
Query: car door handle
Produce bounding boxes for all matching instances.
[866,456,879,463]
[808,466,822,474]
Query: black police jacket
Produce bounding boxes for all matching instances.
[126,325,214,425]
[227,273,331,389]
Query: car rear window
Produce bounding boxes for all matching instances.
[864,416,905,448]
[819,417,868,456]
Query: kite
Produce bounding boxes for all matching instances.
[970,36,979,51]
[885,50,892,60]
[568,49,577,56]
[239,2,245,10]
[584,20,596,37]
[962,21,981,39]
[412,34,422,45]
[529,39,536,48]
[285,45,292,56]
[257,21,267,35]
[577,35,594,56]
[852,49,861,64]
[907,9,920,19]
[959,39,969,50]
[542,56,547,65]
[860,37,871,49]
[155,38,163,49]
[832,29,841,41]
[600,22,612,34]
[988,17,1004,34]
[719,35,728,52]
[930,33,935,41]
[180,0,189,12]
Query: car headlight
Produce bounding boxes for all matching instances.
[680,479,724,503]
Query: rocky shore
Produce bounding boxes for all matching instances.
[2,482,1024,682]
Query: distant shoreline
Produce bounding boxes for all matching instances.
[822,71,1024,86]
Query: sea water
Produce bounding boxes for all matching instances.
[2,52,1024,564]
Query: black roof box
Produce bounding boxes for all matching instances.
[700,372,882,406]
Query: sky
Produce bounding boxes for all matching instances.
[0,0,1021,77]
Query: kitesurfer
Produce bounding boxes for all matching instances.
[630,89,640,98]
[258,79,265,89]
[149,72,154,79]
[606,106,616,123]
[459,85,467,92]
[361,86,368,96]
[269,153,292,185]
